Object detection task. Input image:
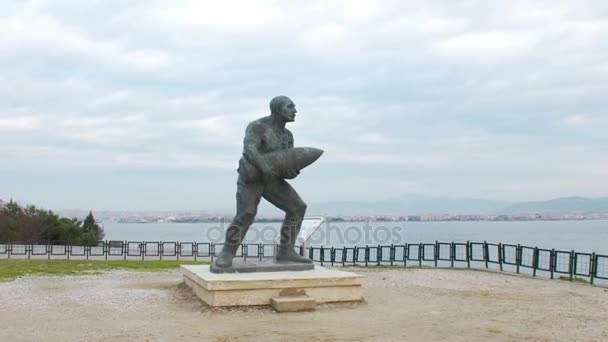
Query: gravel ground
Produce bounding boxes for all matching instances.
[0,267,607,341]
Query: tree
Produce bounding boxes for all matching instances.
[82,211,104,240]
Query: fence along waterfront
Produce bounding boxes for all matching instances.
[1,240,607,286]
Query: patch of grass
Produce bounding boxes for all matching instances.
[559,276,589,284]
[0,259,208,282]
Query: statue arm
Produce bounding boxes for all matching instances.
[284,129,300,179]
[242,123,275,177]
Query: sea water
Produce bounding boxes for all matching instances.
[102,220,608,254]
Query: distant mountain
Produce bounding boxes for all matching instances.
[310,196,608,216]
[503,197,608,214]
[50,196,608,219]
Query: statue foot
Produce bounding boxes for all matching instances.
[214,249,234,268]
[276,246,313,264]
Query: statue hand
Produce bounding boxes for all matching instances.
[261,165,279,182]
[284,169,300,179]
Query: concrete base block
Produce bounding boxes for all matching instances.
[270,296,316,312]
[181,265,364,307]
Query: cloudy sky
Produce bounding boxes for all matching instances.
[1,0,607,213]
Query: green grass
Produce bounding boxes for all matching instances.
[558,275,589,284]
[0,259,207,282]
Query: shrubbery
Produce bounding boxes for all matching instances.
[0,199,104,244]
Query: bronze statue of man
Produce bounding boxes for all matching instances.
[214,96,314,268]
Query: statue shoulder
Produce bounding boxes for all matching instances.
[284,128,293,139]
[246,117,270,135]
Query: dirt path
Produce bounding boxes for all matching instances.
[1,267,607,341]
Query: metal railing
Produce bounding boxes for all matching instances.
[1,240,606,286]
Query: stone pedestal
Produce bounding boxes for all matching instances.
[209,259,314,274]
[181,265,364,307]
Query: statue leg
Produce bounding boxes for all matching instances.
[214,179,264,268]
[263,179,312,263]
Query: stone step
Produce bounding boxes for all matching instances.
[270,296,316,312]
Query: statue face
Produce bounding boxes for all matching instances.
[278,99,297,122]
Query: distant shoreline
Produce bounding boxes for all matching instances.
[111,216,608,224]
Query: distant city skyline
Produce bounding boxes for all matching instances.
[1,1,607,211]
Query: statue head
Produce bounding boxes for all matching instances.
[270,96,297,122]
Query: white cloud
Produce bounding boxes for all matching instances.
[378,14,466,36]
[299,23,347,50]
[0,13,173,71]
[0,116,40,130]
[357,133,394,145]
[0,0,607,209]
[561,114,591,127]
[330,151,449,168]
[434,31,534,61]
[169,116,242,146]
[154,0,285,30]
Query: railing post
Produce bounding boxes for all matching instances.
[419,243,423,268]
[550,249,555,279]
[258,242,264,261]
[466,241,470,269]
[590,253,596,285]
[404,243,408,268]
[365,245,369,267]
[484,241,489,269]
[434,241,438,268]
[320,246,324,266]
[390,244,394,267]
[498,243,503,271]
[159,241,163,261]
[450,242,454,268]
[377,244,381,266]
[569,250,575,282]
[532,247,538,277]
[516,244,520,274]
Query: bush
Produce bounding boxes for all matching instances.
[0,200,104,245]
